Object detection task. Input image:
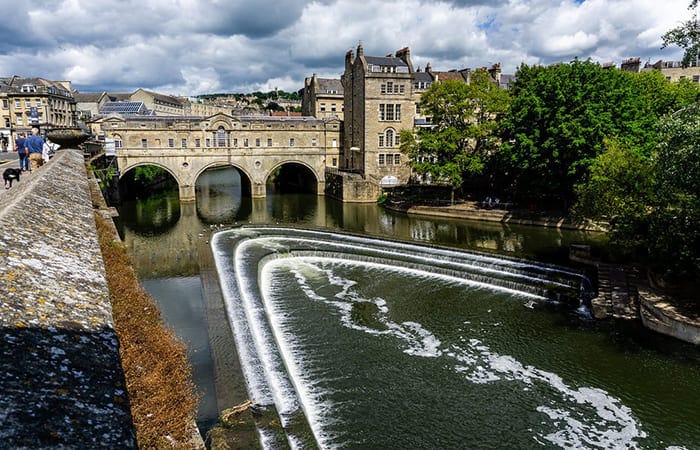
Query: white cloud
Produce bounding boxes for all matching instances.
[0,0,691,93]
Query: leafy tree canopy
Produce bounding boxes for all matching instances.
[497,59,699,208]
[400,71,509,191]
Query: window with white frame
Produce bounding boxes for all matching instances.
[394,154,400,165]
[378,154,385,165]
[320,103,326,112]
[16,114,23,125]
[379,104,401,121]
[217,126,227,147]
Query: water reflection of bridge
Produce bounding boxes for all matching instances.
[123,195,578,279]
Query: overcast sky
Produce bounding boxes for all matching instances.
[0,0,692,95]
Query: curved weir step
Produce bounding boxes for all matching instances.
[211,226,594,448]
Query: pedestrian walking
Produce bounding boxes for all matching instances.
[15,132,28,171]
[24,127,45,172]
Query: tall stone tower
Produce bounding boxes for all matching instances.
[341,44,415,186]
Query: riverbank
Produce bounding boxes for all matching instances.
[89,170,204,448]
[384,199,608,232]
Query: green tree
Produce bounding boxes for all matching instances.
[647,101,700,279]
[662,0,700,67]
[400,71,509,201]
[497,59,699,209]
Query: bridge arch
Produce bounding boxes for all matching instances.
[193,162,254,197]
[266,160,321,194]
[117,161,182,201]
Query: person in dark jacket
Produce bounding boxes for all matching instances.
[15,132,28,171]
[24,127,45,172]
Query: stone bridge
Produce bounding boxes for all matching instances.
[98,113,342,202]
[116,145,328,201]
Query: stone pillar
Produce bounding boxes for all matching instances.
[251,182,266,198]
[179,183,196,202]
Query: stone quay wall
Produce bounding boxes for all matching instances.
[0,150,136,448]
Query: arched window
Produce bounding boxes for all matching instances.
[385,129,394,148]
[113,134,123,148]
[217,126,227,147]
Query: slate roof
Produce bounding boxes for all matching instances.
[365,56,408,67]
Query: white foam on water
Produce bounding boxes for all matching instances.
[448,336,647,449]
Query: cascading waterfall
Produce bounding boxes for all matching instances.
[211,226,655,449]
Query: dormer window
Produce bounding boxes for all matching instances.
[21,84,37,93]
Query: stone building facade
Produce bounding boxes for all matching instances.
[301,74,344,120]
[341,45,416,193]
[0,76,77,148]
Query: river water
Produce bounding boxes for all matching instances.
[116,167,700,449]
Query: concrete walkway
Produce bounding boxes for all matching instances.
[0,150,135,448]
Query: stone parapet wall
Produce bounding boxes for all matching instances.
[0,150,135,447]
[639,288,700,345]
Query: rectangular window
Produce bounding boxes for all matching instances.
[332,138,337,148]
[379,154,385,165]
[15,100,20,108]
[25,100,31,108]
[694,75,700,83]
[386,81,393,94]
[332,157,337,166]
[394,154,400,165]
[386,104,394,121]
[195,138,201,148]
[380,84,386,95]
[386,154,393,165]
[378,135,384,147]
[379,104,385,120]
[255,138,261,147]
[168,138,174,148]
[290,138,295,147]
[331,103,336,112]
[233,138,238,147]
[4,118,9,127]
[267,138,273,147]
[16,114,23,125]
[244,138,249,147]
[141,138,148,148]
[35,99,41,107]
[320,103,326,112]
[2,99,7,108]
[205,138,211,147]
[312,137,317,146]
[399,85,405,94]
[181,138,187,148]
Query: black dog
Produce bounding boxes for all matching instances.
[3,168,21,189]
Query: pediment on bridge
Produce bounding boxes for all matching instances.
[203,112,239,130]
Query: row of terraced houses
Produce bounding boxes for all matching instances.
[2,47,699,201]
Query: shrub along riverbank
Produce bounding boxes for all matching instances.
[91,184,201,448]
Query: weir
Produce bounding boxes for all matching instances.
[211,226,597,448]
